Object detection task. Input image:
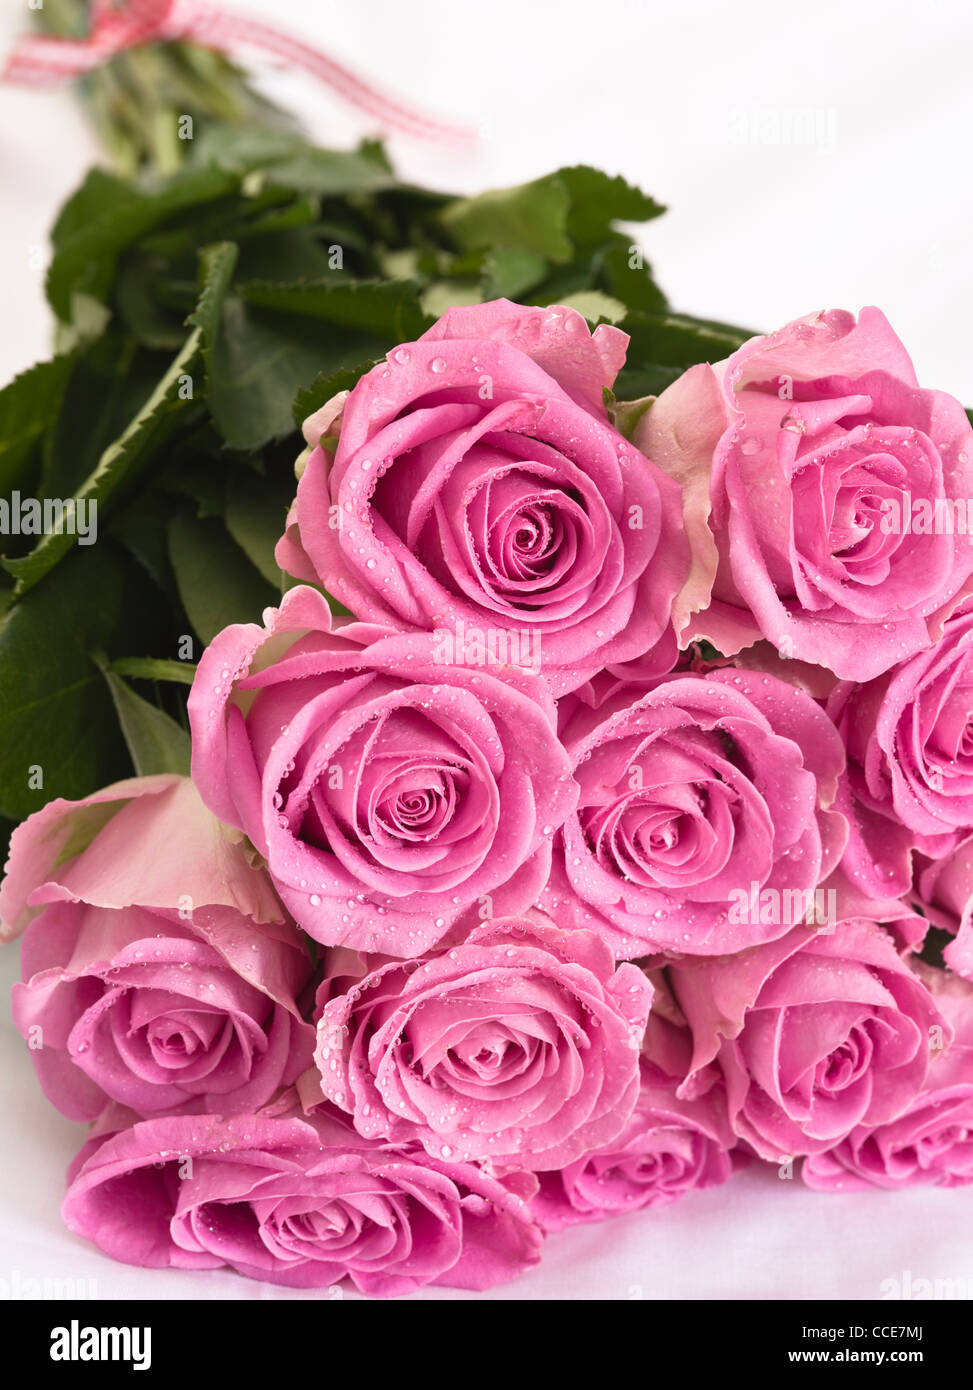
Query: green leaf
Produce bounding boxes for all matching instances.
[0,355,74,497]
[292,361,376,428]
[0,544,170,820]
[3,327,202,593]
[53,293,113,355]
[239,277,429,339]
[161,450,227,519]
[558,290,627,323]
[263,146,401,197]
[41,334,167,498]
[192,127,398,195]
[106,488,180,601]
[482,249,548,300]
[619,309,750,364]
[190,238,239,341]
[189,123,306,173]
[438,166,665,274]
[612,311,756,401]
[202,298,313,450]
[557,166,666,241]
[596,239,668,313]
[99,664,191,775]
[439,174,573,262]
[50,166,142,250]
[110,656,197,685]
[46,165,239,320]
[612,363,684,399]
[235,193,319,239]
[234,227,354,284]
[665,310,758,341]
[197,262,417,450]
[380,248,423,280]
[420,280,482,319]
[224,469,293,588]
[168,510,279,644]
[609,394,655,440]
[114,257,189,350]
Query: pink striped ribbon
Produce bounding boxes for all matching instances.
[2,0,473,143]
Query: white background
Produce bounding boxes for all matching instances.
[2,0,973,1302]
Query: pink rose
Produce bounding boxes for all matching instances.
[804,964,973,1190]
[540,667,846,957]
[276,299,688,696]
[529,1057,736,1231]
[913,835,973,980]
[2,777,313,1121]
[62,1100,543,1296]
[829,598,973,899]
[188,585,576,956]
[313,914,653,1170]
[643,309,973,679]
[666,919,946,1160]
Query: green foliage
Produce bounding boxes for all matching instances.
[611,311,756,399]
[99,662,192,776]
[0,545,173,818]
[0,116,695,819]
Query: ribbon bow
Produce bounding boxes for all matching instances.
[2,0,473,143]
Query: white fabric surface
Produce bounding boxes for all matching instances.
[2,0,973,1300]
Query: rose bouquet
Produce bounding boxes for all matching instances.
[6,292,973,1295]
[4,2,973,1301]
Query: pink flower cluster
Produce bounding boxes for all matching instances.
[6,299,973,1296]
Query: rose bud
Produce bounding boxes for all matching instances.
[3,776,314,1121]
